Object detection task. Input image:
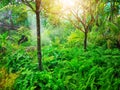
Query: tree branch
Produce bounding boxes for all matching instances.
[68,17,85,33]
[22,0,36,12]
[70,9,86,31]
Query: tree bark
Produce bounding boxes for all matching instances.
[84,31,88,51]
[22,0,42,70]
[36,11,42,71]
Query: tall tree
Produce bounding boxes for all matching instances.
[22,0,42,70]
[61,0,100,51]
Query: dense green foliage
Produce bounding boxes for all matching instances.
[0,0,120,90]
[1,30,120,90]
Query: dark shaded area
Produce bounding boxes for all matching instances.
[0,47,6,54]
[116,40,120,49]
[0,22,19,31]
[18,35,28,45]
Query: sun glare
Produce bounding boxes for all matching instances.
[61,0,75,9]
[60,0,83,15]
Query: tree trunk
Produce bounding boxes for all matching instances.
[84,31,88,51]
[36,11,42,71]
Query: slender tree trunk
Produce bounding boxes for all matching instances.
[36,11,42,71]
[84,31,88,51]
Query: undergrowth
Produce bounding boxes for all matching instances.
[0,33,120,90]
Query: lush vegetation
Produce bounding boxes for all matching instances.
[0,0,120,90]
